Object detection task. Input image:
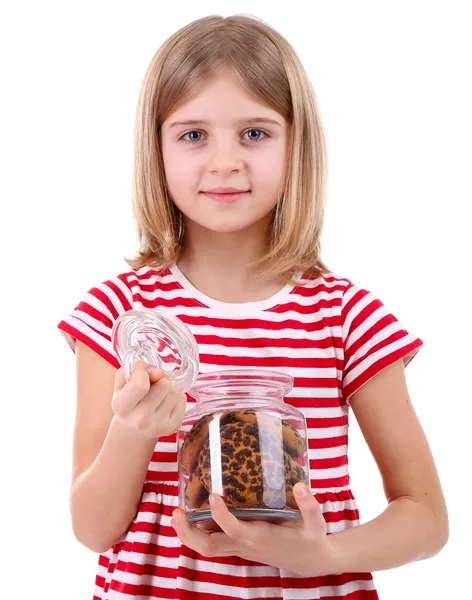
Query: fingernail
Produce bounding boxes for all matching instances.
[209,494,216,508]
[295,483,309,497]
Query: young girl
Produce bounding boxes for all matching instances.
[58,14,448,600]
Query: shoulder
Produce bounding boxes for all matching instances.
[62,264,175,332]
[298,270,353,289]
[297,271,386,314]
[95,265,176,306]
[58,265,176,367]
[294,270,355,306]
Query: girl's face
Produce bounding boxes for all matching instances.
[161,74,288,234]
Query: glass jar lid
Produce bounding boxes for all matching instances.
[111,308,199,392]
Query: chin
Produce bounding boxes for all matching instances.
[184,209,274,234]
[193,218,269,234]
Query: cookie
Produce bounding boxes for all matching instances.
[184,472,209,509]
[282,452,308,509]
[197,421,263,507]
[229,409,258,425]
[229,409,306,459]
[281,420,306,459]
[260,433,307,509]
[179,411,232,476]
[197,420,306,510]
[199,499,211,510]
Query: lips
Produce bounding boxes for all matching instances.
[202,190,249,203]
[203,187,249,193]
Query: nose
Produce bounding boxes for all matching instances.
[206,137,244,175]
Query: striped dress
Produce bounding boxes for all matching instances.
[58,264,423,600]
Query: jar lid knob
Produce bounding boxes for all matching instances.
[111,308,199,392]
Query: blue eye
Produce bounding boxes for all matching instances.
[243,128,267,142]
[182,131,204,143]
[180,128,269,144]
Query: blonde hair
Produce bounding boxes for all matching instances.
[126,13,330,283]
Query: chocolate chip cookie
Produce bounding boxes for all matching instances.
[179,411,232,476]
[228,409,306,459]
[196,419,306,510]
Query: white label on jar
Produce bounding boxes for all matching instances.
[259,414,286,508]
[208,413,224,496]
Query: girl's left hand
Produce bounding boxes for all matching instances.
[171,482,336,577]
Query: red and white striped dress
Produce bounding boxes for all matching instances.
[58,264,423,600]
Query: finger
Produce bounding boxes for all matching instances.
[209,493,253,541]
[112,362,152,415]
[113,363,136,396]
[114,361,150,395]
[151,391,187,437]
[130,378,185,435]
[293,483,326,536]
[165,391,187,429]
[135,374,173,413]
[148,366,165,384]
[113,367,127,394]
[171,509,237,557]
[114,362,163,394]
[144,386,184,431]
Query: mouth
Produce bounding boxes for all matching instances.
[200,190,250,203]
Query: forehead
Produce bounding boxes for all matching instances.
[164,75,285,128]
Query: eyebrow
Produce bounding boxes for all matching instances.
[168,117,283,129]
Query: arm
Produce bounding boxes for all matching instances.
[69,341,158,554]
[170,358,448,576]
[326,358,449,574]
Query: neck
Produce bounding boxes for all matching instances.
[176,217,285,302]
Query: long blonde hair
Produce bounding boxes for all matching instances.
[126,14,330,283]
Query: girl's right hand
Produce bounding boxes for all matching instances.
[111,361,187,440]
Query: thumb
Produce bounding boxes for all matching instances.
[147,366,165,384]
[293,483,326,536]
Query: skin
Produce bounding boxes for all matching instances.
[160,73,290,302]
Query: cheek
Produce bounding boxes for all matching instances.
[163,148,199,192]
[252,152,286,194]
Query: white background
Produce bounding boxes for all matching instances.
[1,1,470,598]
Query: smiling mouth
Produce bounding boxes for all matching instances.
[201,190,250,203]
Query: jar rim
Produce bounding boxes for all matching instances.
[189,368,293,397]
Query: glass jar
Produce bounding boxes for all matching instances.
[178,369,309,532]
[112,308,309,532]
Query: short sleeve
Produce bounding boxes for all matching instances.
[341,281,423,404]
[57,274,134,368]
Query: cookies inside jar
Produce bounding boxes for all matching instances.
[179,408,308,525]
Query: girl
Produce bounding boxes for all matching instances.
[58,14,449,600]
